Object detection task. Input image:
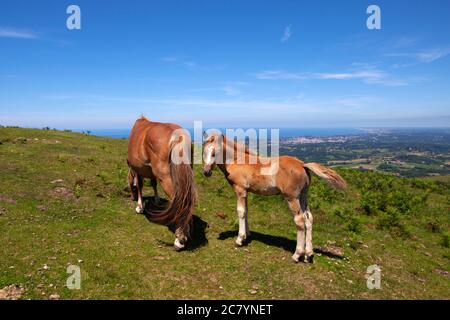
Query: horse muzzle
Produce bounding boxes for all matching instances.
[203,168,212,177]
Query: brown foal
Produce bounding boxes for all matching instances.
[202,132,346,262]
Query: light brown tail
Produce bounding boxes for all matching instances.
[304,162,347,190]
[148,134,196,232]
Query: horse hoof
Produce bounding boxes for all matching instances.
[173,239,185,251]
[292,253,306,263]
[304,255,314,264]
[235,237,245,247]
[135,206,144,214]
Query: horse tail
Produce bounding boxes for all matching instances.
[304,162,347,190]
[147,130,196,233]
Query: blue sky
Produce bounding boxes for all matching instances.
[1,0,450,129]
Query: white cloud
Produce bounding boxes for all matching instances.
[385,47,450,64]
[184,61,197,68]
[223,85,241,96]
[0,27,37,39]
[255,66,409,86]
[255,70,306,80]
[161,56,178,62]
[392,37,418,48]
[161,56,199,69]
[281,25,292,43]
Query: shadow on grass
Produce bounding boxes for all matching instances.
[142,196,208,251]
[218,230,344,259]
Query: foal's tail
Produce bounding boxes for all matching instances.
[148,131,196,232]
[304,163,347,190]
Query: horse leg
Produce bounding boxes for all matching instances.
[287,197,306,262]
[300,188,314,263]
[234,186,249,247]
[151,178,160,205]
[159,176,187,251]
[128,168,138,201]
[304,209,314,263]
[135,175,144,214]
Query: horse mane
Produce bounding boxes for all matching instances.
[222,135,256,155]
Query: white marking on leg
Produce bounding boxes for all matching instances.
[235,197,247,246]
[135,183,144,214]
[292,212,306,262]
[288,198,306,262]
[305,210,313,258]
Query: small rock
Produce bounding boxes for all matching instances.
[433,269,450,278]
[13,137,27,143]
[49,294,60,300]
[0,285,24,300]
[216,212,226,219]
[314,245,344,258]
[51,179,64,184]
[248,289,257,294]
[153,256,166,261]
[36,205,48,212]
[42,264,49,270]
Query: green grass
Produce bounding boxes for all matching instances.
[0,127,449,299]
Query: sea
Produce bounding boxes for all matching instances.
[83,128,364,139]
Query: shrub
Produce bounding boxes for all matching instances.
[377,207,411,238]
[334,208,363,235]
[442,231,450,248]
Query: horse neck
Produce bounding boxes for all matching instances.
[217,137,257,175]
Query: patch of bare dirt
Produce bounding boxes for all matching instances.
[0,207,7,215]
[13,137,27,144]
[0,195,17,205]
[216,212,226,219]
[433,268,450,278]
[50,187,73,199]
[0,285,24,300]
[74,178,86,186]
[314,245,345,259]
[36,205,48,211]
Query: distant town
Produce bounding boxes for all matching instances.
[280,129,450,177]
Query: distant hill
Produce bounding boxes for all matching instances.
[0,127,449,299]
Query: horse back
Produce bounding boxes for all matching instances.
[127,117,182,176]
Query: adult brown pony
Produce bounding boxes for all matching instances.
[127,117,196,250]
[202,132,346,263]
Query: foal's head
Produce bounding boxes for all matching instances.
[202,132,223,177]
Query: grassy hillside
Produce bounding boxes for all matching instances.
[0,127,449,299]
